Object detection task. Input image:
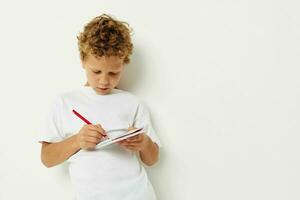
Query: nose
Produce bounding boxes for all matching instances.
[99,74,109,86]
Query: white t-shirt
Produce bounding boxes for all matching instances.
[39,86,162,200]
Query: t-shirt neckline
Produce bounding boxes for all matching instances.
[80,86,118,96]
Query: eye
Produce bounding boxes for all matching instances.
[92,70,101,74]
[109,72,119,76]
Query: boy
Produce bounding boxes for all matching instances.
[39,14,161,200]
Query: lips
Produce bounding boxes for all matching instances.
[98,87,109,91]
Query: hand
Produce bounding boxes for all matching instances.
[117,126,150,152]
[76,124,106,150]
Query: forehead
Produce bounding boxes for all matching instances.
[84,54,124,70]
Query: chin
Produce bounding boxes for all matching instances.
[100,91,110,95]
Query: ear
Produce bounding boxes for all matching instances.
[80,58,86,69]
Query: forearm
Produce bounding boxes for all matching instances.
[139,136,159,166]
[41,135,80,168]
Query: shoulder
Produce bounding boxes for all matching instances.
[56,86,95,100]
[113,89,142,104]
[116,89,152,111]
[49,88,85,106]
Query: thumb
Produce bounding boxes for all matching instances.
[127,126,136,131]
[95,124,106,136]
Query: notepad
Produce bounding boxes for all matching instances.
[95,128,144,149]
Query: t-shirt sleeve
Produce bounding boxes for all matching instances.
[133,101,162,148]
[38,96,65,143]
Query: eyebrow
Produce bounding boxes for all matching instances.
[91,68,121,73]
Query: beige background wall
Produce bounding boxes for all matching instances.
[0,0,299,199]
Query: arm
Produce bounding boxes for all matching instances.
[118,132,160,166]
[40,124,106,168]
[139,135,159,166]
[41,135,80,168]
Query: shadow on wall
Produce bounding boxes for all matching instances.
[117,45,145,91]
[117,45,167,200]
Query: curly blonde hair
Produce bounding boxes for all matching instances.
[77,14,133,64]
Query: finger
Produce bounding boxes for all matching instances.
[118,140,134,146]
[124,141,143,147]
[127,126,136,131]
[117,140,127,145]
[126,134,142,141]
[84,129,103,139]
[123,144,139,151]
[86,130,103,139]
[80,141,97,149]
[95,124,107,135]
[87,125,106,136]
[95,124,107,136]
[125,138,143,144]
[126,134,144,142]
[122,139,141,146]
[84,136,101,144]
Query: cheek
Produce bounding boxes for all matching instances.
[87,73,98,83]
[111,75,121,83]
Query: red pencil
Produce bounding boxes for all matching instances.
[72,109,92,124]
[72,109,107,137]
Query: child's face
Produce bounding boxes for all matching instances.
[82,54,124,95]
